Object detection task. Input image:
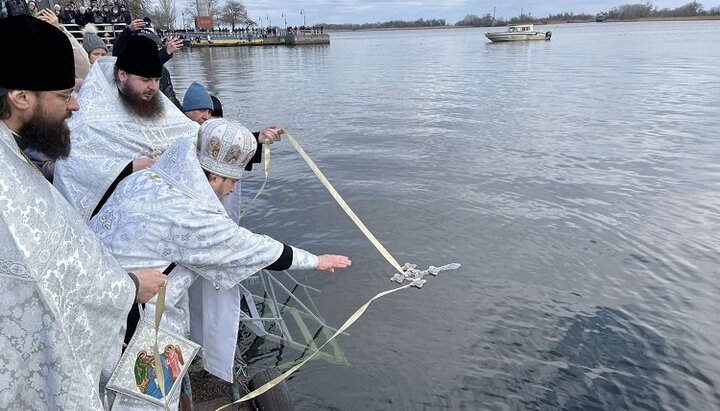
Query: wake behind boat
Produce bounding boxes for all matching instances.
[485,24,552,42]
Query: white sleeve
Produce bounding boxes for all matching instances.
[289,246,319,270]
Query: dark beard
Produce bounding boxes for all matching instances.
[118,87,165,120]
[18,107,71,160]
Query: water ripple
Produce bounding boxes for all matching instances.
[168,22,720,410]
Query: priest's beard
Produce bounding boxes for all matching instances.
[118,85,165,120]
[18,103,71,160]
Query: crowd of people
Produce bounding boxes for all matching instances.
[1,0,132,25]
[288,25,325,34]
[56,0,132,26]
[0,12,350,411]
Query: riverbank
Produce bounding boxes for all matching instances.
[605,15,720,22]
[328,14,720,32]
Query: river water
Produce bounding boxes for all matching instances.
[167,21,720,410]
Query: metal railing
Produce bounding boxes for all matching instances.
[62,23,125,48]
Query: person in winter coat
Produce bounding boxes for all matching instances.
[118,4,131,22]
[58,4,74,24]
[4,0,30,17]
[74,6,88,26]
[91,6,104,24]
[26,0,37,15]
[101,4,111,23]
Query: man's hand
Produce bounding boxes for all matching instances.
[316,255,352,273]
[131,269,167,303]
[36,8,60,28]
[257,126,284,144]
[129,18,145,31]
[166,37,183,55]
[132,156,156,172]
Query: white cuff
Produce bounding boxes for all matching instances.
[289,246,319,270]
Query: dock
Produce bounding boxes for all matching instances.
[183,32,330,47]
[62,24,330,49]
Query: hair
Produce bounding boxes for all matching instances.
[0,88,44,120]
[113,64,120,83]
[0,91,11,120]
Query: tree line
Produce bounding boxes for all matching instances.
[456,1,720,27]
[321,18,446,31]
[180,0,252,30]
[127,0,720,31]
[126,0,251,31]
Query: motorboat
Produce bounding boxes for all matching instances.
[485,24,552,42]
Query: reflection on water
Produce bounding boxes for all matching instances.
[168,21,720,410]
[541,307,692,410]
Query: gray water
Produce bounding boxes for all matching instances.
[167,21,720,410]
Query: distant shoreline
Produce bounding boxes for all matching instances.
[602,15,720,22]
[327,15,720,32]
[327,26,459,33]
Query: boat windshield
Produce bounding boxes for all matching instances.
[508,25,533,32]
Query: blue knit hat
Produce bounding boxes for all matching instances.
[182,82,213,112]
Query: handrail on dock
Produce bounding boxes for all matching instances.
[63,23,125,48]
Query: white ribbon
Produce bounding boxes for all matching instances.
[215,130,411,410]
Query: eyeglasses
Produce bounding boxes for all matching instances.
[51,89,74,105]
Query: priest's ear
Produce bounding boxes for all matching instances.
[112,65,129,83]
[117,69,129,82]
[0,89,33,120]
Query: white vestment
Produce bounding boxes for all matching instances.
[54,56,199,221]
[89,138,318,405]
[0,122,136,410]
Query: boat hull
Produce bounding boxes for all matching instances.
[485,32,550,42]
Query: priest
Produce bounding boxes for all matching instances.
[0,16,166,410]
[54,35,199,221]
[90,118,351,409]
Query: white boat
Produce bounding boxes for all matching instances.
[485,24,552,42]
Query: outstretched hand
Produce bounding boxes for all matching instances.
[316,255,352,273]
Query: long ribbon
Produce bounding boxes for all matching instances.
[283,130,405,275]
[236,141,271,223]
[214,130,412,409]
[149,262,175,410]
[216,284,411,410]
[152,282,169,409]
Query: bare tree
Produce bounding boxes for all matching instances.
[183,0,219,20]
[672,1,704,16]
[183,0,221,29]
[148,0,177,30]
[608,2,656,19]
[182,0,197,19]
[455,14,496,27]
[123,0,153,20]
[218,0,250,31]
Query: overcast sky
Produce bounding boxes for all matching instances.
[237,0,700,25]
